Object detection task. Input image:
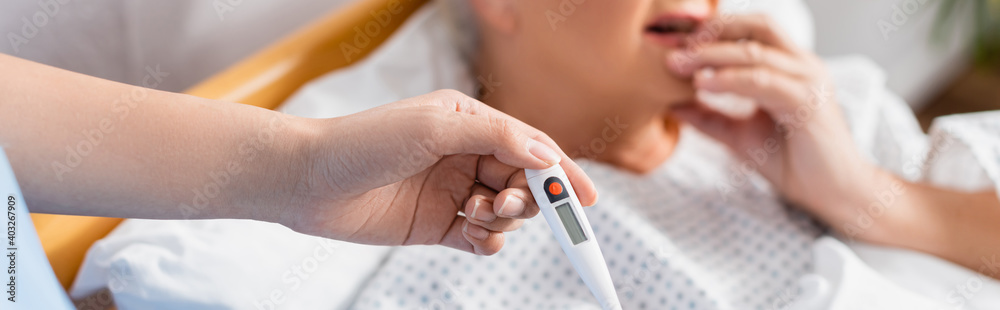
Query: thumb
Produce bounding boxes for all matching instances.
[671,104,743,148]
[447,112,562,168]
[444,111,602,207]
[671,103,775,153]
[418,90,599,206]
[417,90,561,169]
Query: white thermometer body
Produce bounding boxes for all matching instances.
[526,166,621,310]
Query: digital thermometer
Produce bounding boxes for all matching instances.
[526,166,621,310]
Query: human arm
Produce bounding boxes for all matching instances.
[0,53,598,255]
[666,15,1000,274]
[836,170,1000,275]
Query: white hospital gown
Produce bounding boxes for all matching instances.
[277,6,829,308]
[349,127,822,310]
[278,7,996,310]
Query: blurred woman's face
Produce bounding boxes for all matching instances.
[483,0,715,110]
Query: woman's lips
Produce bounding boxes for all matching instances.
[643,14,707,48]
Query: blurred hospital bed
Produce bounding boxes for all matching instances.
[20,0,998,309]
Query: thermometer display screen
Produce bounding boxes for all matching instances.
[554,202,588,245]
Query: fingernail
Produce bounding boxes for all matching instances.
[470,199,496,222]
[498,196,525,217]
[697,68,715,80]
[464,221,490,240]
[694,68,716,89]
[527,139,562,166]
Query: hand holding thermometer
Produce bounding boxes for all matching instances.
[526,166,621,310]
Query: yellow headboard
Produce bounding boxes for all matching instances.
[31,0,429,291]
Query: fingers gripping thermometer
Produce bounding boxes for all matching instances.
[526,166,621,310]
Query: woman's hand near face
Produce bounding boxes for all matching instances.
[665,14,877,223]
[664,15,1000,275]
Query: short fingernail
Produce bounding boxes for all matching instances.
[527,139,562,166]
[694,68,716,88]
[498,196,525,217]
[697,68,715,80]
[470,199,496,222]
[464,221,490,240]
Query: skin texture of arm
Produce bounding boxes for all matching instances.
[903,184,1000,276]
[0,53,303,221]
[0,54,599,255]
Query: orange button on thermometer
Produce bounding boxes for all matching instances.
[548,182,563,195]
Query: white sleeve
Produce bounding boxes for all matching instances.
[922,111,1000,193]
[826,55,930,181]
[827,55,1000,195]
[824,57,1000,310]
